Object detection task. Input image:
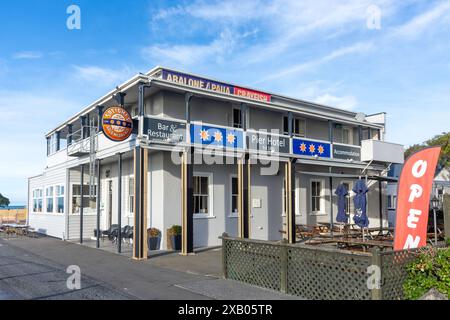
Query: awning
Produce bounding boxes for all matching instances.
[297,171,398,182]
[294,157,386,171]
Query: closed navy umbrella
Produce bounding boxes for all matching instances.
[353,179,369,228]
[335,183,349,223]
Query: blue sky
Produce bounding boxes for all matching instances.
[1,0,449,204]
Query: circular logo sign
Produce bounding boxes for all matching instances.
[102,106,133,142]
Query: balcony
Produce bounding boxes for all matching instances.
[67,127,98,157]
[361,139,404,164]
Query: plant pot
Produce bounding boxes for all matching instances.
[148,236,161,251]
[171,235,182,251]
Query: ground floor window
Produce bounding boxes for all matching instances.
[387,195,396,210]
[194,173,212,216]
[32,189,43,213]
[230,176,238,217]
[45,186,54,213]
[56,185,65,213]
[128,177,134,213]
[310,179,325,214]
[72,184,97,214]
[342,182,352,214]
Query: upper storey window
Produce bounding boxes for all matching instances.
[283,116,306,137]
[232,107,242,129]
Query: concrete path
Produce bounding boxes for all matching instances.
[0,236,300,300]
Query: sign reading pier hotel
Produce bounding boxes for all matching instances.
[161,69,271,103]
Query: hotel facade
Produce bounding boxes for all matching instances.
[27,67,404,259]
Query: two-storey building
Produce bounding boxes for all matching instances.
[28,67,404,259]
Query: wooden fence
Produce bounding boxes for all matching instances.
[0,208,28,224]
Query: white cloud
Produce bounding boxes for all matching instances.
[12,51,43,59]
[141,29,236,66]
[314,93,358,110]
[72,65,134,86]
[391,1,450,39]
[256,42,373,83]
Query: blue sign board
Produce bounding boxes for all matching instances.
[292,138,331,158]
[190,124,243,149]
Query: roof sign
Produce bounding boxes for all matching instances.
[161,69,271,103]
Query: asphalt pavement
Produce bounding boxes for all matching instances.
[0,236,300,300]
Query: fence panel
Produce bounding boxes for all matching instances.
[222,235,441,300]
[287,246,372,300]
[224,237,282,291]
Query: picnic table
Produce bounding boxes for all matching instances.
[0,224,37,238]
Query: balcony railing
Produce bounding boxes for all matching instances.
[67,127,98,157]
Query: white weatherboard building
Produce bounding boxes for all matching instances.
[28,67,404,259]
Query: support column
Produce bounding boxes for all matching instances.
[286,160,296,244]
[358,126,363,146]
[96,159,101,249]
[118,153,123,254]
[80,116,86,140]
[181,91,194,255]
[97,106,104,132]
[55,131,61,152]
[80,164,84,244]
[133,146,148,260]
[328,121,334,143]
[67,124,73,146]
[181,148,194,255]
[378,180,383,233]
[329,175,334,237]
[238,154,250,238]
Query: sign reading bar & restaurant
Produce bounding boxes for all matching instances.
[333,144,361,161]
[246,131,290,154]
[143,117,186,144]
[161,69,271,103]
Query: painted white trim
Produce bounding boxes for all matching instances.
[309,178,326,215]
[191,120,244,132]
[229,174,239,218]
[31,188,43,214]
[144,114,187,123]
[193,171,214,218]
[332,142,361,148]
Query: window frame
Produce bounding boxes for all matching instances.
[229,174,238,218]
[32,188,43,213]
[193,172,214,219]
[310,179,326,215]
[45,186,54,213]
[232,106,242,129]
[338,181,355,216]
[282,115,306,137]
[55,184,65,214]
[342,126,354,145]
[128,176,135,215]
[71,183,97,215]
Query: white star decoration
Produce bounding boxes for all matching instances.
[214,131,223,142]
[199,129,209,141]
[226,133,236,144]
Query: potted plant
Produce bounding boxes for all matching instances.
[147,227,161,251]
[167,225,182,251]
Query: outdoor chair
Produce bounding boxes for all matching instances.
[106,224,120,243]
[121,225,133,245]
